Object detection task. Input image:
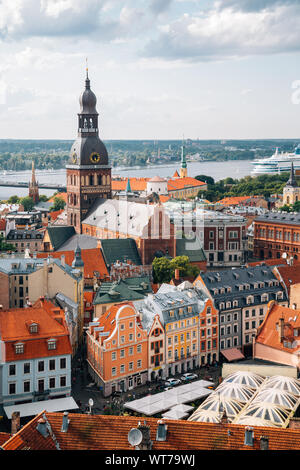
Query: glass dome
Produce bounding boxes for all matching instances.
[223,371,265,389]
[252,387,298,410]
[234,415,279,427]
[188,409,221,423]
[261,376,300,396]
[215,382,255,403]
[237,402,289,426]
[197,395,244,418]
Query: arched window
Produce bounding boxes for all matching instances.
[89,174,93,186]
[98,174,102,185]
[74,214,77,227]
[70,213,73,225]
[85,175,89,185]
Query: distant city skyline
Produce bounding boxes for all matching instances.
[1,0,300,140]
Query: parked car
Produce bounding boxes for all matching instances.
[180,372,198,382]
[164,378,182,387]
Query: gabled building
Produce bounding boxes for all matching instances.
[194,265,288,357]
[253,301,300,369]
[6,229,44,254]
[0,299,72,409]
[86,303,148,396]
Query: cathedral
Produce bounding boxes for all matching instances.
[66,69,111,233]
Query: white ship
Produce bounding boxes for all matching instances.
[251,144,300,175]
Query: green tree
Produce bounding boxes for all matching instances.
[195,175,215,185]
[38,194,49,202]
[0,235,16,252]
[7,195,20,204]
[20,196,34,212]
[50,196,66,212]
[152,257,173,284]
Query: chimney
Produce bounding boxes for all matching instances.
[175,268,180,280]
[278,317,285,343]
[156,419,168,441]
[137,420,153,450]
[61,411,69,432]
[220,409,228,424]
[61,254,65,267]
[11,411,20,435]
[36,418,49,438]
[288,417,300,429]
[259,436,269,450]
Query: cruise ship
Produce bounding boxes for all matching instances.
[251,144,300,175]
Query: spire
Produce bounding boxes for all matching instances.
[126,178,132,193]
[31,160,36,184]
[179,135,187,178]
[85,58,90,90]
[72,240,84,268]
[286,162,298,187]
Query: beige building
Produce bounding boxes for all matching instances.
[28,256,84,343]
[282,163,300,206]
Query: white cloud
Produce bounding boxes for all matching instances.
[143,3,300,61]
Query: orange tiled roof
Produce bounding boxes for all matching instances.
[0,433,10,446]
[37,248,109,279]
[49,209,64,221]
[167,177,206,191]
[248,259,286,267]
[256,302,300,353]
[216,196,250,206]
[48,193,68,204]
[3,411,300,450]
[112,178,149,192]
[173,170,179,178]
[0,300,72,361]
[159,195,170,203]
[276,265,300,294]
[0,218,6,230]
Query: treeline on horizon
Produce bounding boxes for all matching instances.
[0,138,299,171]
[196,173,289,201]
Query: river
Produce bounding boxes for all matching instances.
[0,159,254,200]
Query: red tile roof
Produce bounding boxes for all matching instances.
[37,248,109,280]
[216,196,251,206]
[49,209,64,221]
[167,177,206,191]
[48,193,68,204]
[255,302,300,354]
[0,433,10,446]
[0,299,72,361]
[248,259,287,267]
[3,411,300,450]
[0,218,6,230]
[275,264,300,295]
[112,178,149,192]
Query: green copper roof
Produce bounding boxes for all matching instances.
[100,238,142,267]
[126,178,132,192]
[47,226,76,251]
[93,276,151,305]
[176,237,206,262]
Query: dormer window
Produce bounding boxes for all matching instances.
[29,323,38,334]
[47,339,57,350]
[15,343,24,354]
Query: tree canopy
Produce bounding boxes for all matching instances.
[152,255,200,284]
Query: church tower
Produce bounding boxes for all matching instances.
[179,139,187,178]
[29,161,39,203]
[66,68,111,233]
[283,162,300,206]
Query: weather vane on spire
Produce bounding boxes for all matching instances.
[86,57,89,78]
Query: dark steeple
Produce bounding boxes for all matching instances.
[286,162,298,187]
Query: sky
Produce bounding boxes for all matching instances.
[1,0,300,140]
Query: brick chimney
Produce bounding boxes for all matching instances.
[288,417,300,429]
[278,316,285,343]
[11,411,20,435]
[137,420,153,450]
[260,436,269,450]
[175,268,180,280]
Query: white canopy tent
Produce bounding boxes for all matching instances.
[124,379,214,416]
[4,396,79,419]
[162,409,189,420]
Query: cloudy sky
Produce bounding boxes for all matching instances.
[1,0,300,140]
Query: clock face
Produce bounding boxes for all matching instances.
[72,152,77,163]
[90,152,101,163]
